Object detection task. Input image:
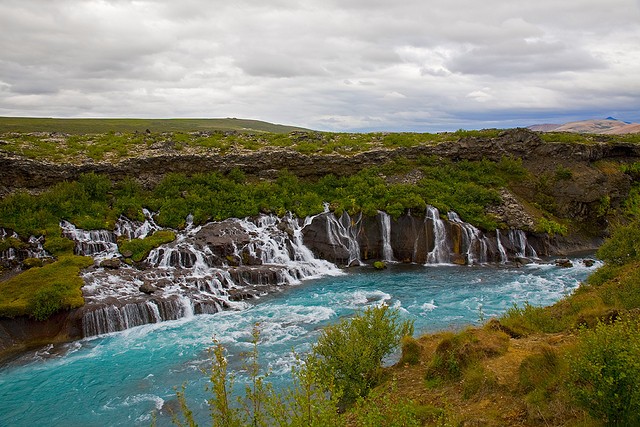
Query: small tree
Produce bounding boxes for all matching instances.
[312,305,414,405]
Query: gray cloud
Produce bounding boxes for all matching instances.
[1,0,640,131]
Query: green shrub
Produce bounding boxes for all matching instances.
[313,305,414,405]
[554,166,573,180]
[570,318,640,426]
[118,230,176,262]
[372,261,386,270]
[30,284,67,321]
[596,221,640,266]
[535,217,568,236]
[43,235,75,256]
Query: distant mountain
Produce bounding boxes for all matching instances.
[528,118,640,134]
[0,117,310,134]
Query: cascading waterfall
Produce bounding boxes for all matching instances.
[114,208,162,240]
[323,211,363,266]
[60,220,118,259]
[495,229,508,263]
[508,229,538,259]
[426,206,449,264]
[378,211,395,262]
[77,213,343,337]
[447,212,488,264]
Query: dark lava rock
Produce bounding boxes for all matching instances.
[555,258,573,268]
[100,258,121,269]
[139,282,157,294]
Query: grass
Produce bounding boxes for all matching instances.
[118,230,176,262]
[0,117,308,134]
[0,255,94,319]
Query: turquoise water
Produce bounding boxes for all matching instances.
[0,260,598,426]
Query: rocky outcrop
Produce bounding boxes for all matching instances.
[2,129,638,195]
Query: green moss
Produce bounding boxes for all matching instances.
[0,255,94,319]
[118,230,176,262]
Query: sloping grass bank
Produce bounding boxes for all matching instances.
[0,255,93,320]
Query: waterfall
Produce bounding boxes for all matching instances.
[426,206,449,264]
[508,229,538,259]
[496,230,508,263]
[80,213,342,337]
[114,208,161,240]
[378,211,395,262]
[323,212,363,266]
[60,221,118,259]
[447,212,487,264]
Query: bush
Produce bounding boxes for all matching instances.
[43,235,75,256]
[570,318,640,426]
[30,284,66,321]
[596,221,640,266]
[312,305,414,405]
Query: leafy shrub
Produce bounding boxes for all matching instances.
[535,218,568,236]
[570,318,640,426]
[554,166,573,180]
[596,221,640,266]
[313,305,414,405]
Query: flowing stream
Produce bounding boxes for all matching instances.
[0,260,599,426]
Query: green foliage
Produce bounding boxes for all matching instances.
[535,217,568,236]
[570,318,640,426]
[554,165,573,180]
[0,236,26,252]
[0,255,93,319]
[30,283,66,321]
[313,305,414,404]
[44,235,75,256]
[118,230,176,262]
[372,261,386,270]
[596,221,640,265]
[347,381,428,426]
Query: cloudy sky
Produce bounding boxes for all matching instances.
[1,0,639,132]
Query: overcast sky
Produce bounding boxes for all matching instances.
[1,0,639,132]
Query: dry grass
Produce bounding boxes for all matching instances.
[380,327,597,426]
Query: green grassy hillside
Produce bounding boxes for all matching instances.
[0,117,309,134]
